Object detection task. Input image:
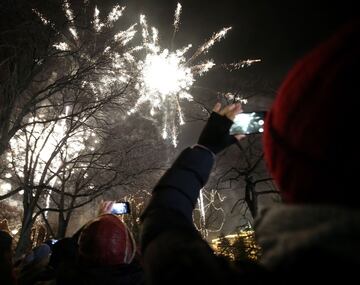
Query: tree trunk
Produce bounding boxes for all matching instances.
[245,176,258,218]
[57,210,73,238]
[0,139,8,156]
[0,86,16,156]
[0,123,10,156]
[15,186,36,258]
[57,212,68,238]
[15,212,33,258]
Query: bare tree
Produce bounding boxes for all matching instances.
[0,201,22,234]
[216,136,279,219]
[1,91,167,257]
[0,0,150,256]
[121,190,152,243]
[0,0,137,156]
[0,0,54,155]
[186,85,278,230]
[44,143,161,239]
[0,83,125,255]
[193,188,227,238]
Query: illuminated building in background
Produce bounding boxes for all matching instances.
[211,231,261,261]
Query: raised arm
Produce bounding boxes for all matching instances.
[140,103,243,284]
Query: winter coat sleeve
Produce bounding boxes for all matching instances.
[140,146,214,251]
[139,146,237,284]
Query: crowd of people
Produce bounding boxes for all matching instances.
[1,203,145,285]
[1,18,359,285]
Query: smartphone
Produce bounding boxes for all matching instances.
[50,239,58,245]
[111,201,131,215]
[229,111,266,135]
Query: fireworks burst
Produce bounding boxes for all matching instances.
[128,4,260,146]
[127,7,234,146]
[32,2,260,147]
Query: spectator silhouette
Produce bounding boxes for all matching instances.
[17,243,51,285]
[0,230,16,285]
[57,214,144,285]
[140,19,360,285]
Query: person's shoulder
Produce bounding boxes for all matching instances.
[270,247,360,283]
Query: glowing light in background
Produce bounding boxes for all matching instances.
[53,42,70,51]
[195,188,226,238]
[63,0,78,40]
[44,106,70,216]
[7,106,98,216]
[0,182,12,193]
[11,229,19,235]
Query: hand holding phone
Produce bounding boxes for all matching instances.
[229,111,266,135]
[111,201,131,215]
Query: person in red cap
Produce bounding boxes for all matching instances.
[140,19,360,284]
[54,213,144,285]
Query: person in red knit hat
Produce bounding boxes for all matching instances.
[78,214,136,266]
[255,18,360,281]
[263,19,360,206]
[139,19,360,285]
[54,203,144,285]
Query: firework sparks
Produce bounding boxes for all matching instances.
[62,0,78,40]
[187,27,232,64]
[43,2,139,99]
[107,5,126,23]
[20,2,144,218]
[33,2,259,147]
[129,4,234,146]
[53,42,70,51]
[171,2,182,47]
[114,24,137,45]
[94,6,105,32]
[173,3,182,33]
[32,9,51,26]
[223,59,262,71]
[94,4,126,32]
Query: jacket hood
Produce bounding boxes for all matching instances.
[255,204,360,269]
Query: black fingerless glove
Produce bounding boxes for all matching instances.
[197,112,236,154]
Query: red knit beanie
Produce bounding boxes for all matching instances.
[78,214,136,266]
[264,19,360,206]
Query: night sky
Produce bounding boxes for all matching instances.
[122,0,356,77]
[116,0,357,146]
